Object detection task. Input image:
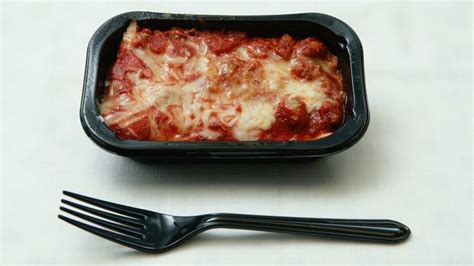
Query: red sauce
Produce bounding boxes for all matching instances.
[154,110,179,139]
[294,37,328,59]
[274,34,295,60]
[291,58,322,81]
[259,97,344,141]
[309,100,343,132]
[208,119,236,141]
[203,31,246,55]
[247,38,273,58]
[102,23,344,142]
[170,39,197,57]
[110,50,147,80]
[260,98,309,141]
[112,116,150,140]
[149,31,167,54]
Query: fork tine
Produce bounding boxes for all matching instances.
[60,206,143,238]
[63,191,150,219]
[61,199,144,229]
[58,215,154,252]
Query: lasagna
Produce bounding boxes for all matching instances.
[99,21,345,141]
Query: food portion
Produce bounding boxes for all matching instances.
[99,21,345,141]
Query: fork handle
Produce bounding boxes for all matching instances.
[202,213,410,243]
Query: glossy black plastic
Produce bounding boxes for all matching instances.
[80,11,369,159]
[59,191,410,253]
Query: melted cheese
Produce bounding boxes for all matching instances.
[234,101,275,140]
[100,21,343,141]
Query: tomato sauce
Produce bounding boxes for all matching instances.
[257,96,343,141]
[102,23,344,142]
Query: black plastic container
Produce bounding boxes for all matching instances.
[80,11,369,160]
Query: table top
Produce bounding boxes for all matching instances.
[1,1,472,265]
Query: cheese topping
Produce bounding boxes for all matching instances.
[99,21,345,141]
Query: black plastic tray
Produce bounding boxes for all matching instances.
[80,11,369,160]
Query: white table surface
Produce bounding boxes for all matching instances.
[1,1,472,265]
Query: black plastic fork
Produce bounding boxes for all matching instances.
[58,191,410,252]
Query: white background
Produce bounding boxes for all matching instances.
[1,1,472,265]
